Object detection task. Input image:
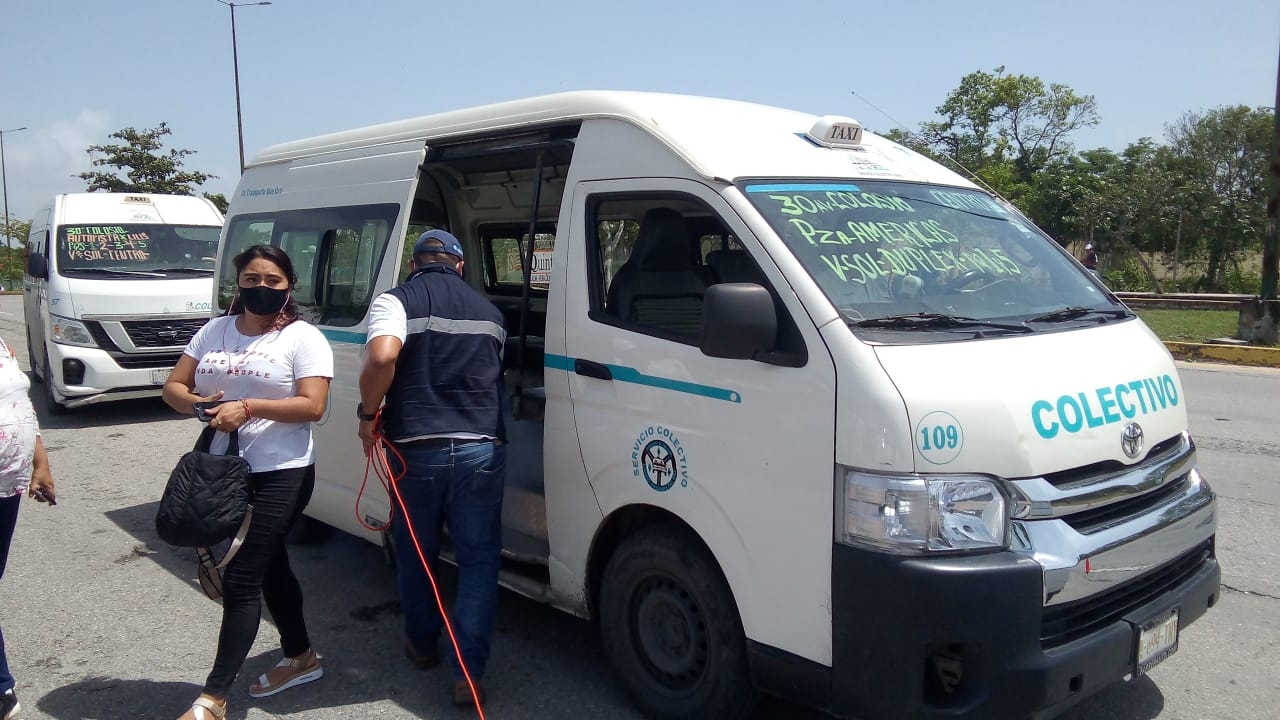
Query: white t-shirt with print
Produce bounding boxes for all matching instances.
[0,335,39,497]
[184,316,334,472]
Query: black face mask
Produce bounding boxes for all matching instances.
[238,285,290,316]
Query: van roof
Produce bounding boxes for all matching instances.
[54,193,224,226]
[249,91,977,189]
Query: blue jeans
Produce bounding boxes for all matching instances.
[389,440,505,681]
[0,493,21,693]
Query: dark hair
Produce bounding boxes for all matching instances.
[225,244,300,329]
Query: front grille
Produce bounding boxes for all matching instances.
[1040,540,1212,648]
[1042,434,1183,489]
[109,351,183,369]
[1064,476,1192,534]
[122,318,207,348]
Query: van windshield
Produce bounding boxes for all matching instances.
[741,180,1125,336]
[56,224,221,276]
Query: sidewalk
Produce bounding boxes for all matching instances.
[1163,341,1280,368]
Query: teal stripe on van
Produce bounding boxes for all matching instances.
[320,328,368,345]
[544,353,741,403]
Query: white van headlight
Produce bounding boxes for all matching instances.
[51,316,97,348]
[836,469,1008,554]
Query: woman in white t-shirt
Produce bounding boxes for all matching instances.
[0,333,57,720]
[162,245,334,720]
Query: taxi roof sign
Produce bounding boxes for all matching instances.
[807,115,864,149]
[122,195,155,204]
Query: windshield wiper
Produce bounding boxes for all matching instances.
[852,312,1032,333]
[149,266,216,274]
[64,267,165,278]
[1026,306,1131,324]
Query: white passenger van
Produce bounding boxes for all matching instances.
[23,193,223,413]
[219,92,1218,720]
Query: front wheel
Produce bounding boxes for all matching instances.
[599,524,757,720]
[42,350,68,415]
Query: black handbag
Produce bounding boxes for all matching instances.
[156,426,254,599]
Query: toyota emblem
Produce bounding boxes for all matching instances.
[1121,422,1144,459]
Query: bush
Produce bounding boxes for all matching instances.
[1103,257,1155,292]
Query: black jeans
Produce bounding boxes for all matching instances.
[0,493,20,693]
[204,465,315,696]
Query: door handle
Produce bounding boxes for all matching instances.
[574,358,613,381]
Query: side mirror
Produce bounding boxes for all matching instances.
[26,253,47,280]
[700,283,777,360]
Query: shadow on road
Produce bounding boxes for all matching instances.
[36,677,229,720]
[26,380,182,431]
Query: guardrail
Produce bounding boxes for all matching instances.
[1114,292,1253,311]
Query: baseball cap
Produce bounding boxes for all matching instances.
[413,229,464,260]
[1084,243,1094,250]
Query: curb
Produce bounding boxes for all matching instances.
[1164,342,1280,368]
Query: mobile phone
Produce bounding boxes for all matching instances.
[193,400,230,422]
[32,487,56,506]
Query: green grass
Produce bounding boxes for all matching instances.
[1134,309,1238,344]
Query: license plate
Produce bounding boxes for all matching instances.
[151,368,171,385]
[1135,609,1179,674]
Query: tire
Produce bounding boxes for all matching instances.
[26,332,42,384]
[599,524,758,720]
[42,350,68,415]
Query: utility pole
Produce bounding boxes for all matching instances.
[0,127,29,288]
[1262,33,1279,300]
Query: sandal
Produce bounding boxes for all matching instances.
[248,648,324,698]
[181,695,226,720]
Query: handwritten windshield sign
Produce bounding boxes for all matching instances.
[745,182,1024,287]
[63,226,152,262]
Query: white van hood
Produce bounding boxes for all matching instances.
[872,321,1186,478]
[59,277,214,318]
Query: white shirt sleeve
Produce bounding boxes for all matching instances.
[366,293,407,344]
[293,323,335,380]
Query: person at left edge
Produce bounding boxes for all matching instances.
[0,332,58,720]
[162,245,334,720]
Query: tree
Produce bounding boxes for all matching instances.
[203,192,229,214]
[1164,106,1272,290]
[908,67,1100,203]
[79,123,217,196]
[2,215,32,287]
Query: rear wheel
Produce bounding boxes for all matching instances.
[600,524,757,720]
[42,350,68,415]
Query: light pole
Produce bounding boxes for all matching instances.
[216,0,271,174]
[0,126,28,289]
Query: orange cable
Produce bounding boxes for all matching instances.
[362,412,488,719]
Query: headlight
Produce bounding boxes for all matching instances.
[51,316,97,348]
[836,468,1008,554]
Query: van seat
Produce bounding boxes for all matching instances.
[606,208,706,336]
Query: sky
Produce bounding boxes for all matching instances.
[1,0,1277,237]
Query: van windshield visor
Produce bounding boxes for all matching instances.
[741,180,1126,336]
[56,224,221,276]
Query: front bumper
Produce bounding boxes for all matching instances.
[47,342,177,407]
[827,539,1219,720]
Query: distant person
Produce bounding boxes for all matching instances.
[1081,243,1100,279]
[357,230,507,707]
[0,332,58,720]
[162,245,333,720]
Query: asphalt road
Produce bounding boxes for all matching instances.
[0,294,1276,720]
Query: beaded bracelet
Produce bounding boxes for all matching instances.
[240,398,253,420]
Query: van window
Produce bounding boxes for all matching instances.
[55,224,221,277]
[218,204,398,325]
[588,194,780,345]
[481,225,555,295]
[742,179,1119,339]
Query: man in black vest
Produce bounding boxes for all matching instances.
[357,229,507,707]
